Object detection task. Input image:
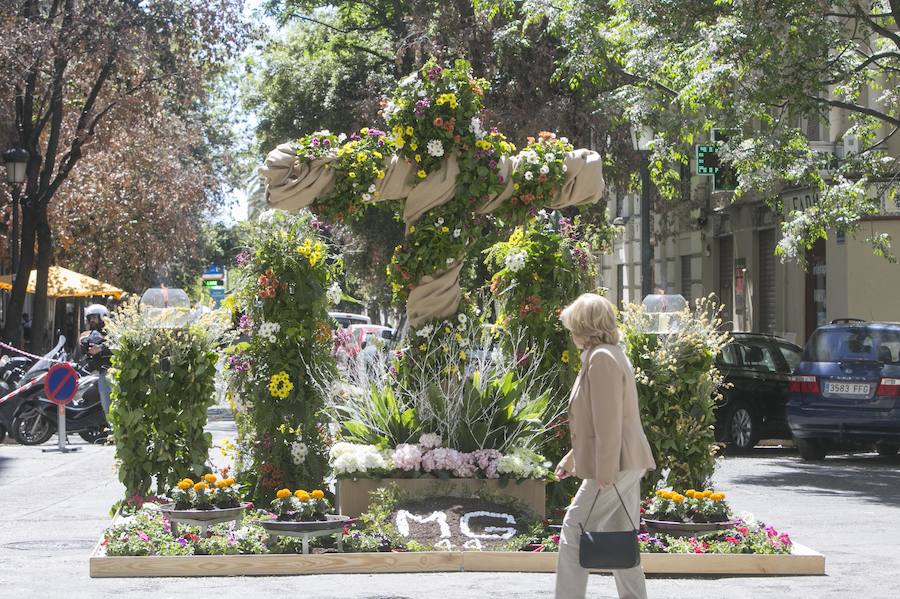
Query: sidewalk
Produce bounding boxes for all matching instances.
[1,432,899,598]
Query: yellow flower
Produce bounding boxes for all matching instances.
[360,127,369,134]
[405,126,414,136]
[269,371,294,399]
[216,480,228,489]
[415,154,422,162]
[417,169,427,179]
[294,489,308,499]
[561,351,570,364]
[419,344,427,352]
[348,171,356,179]
[276,488,292,500]
[177,479,192,490]
[409,142,418,151]
[225,478,235,487]
[194,482,209,492]
[459,351,467,361]
[395,138,405,148]
[655,490,667,498]
[295,490,311,502]
[711,492,726,502]
[686,489,697,498]
[702,490,713,499]
[204,473,217,484]
[409,225,416,233]
[372,150,382,159]
[376,170,385,179]
[311,490,325,500]
[672,494,685,504]
[513,183,520,191]
[509,227,524,245]
[441,226,449,234]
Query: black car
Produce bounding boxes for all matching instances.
[715,332,803,451]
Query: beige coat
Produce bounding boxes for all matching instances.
[559,344,656,483]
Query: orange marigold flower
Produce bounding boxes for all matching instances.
[204,473,217,484]
[311,489,325,500]
[276,488,292,500]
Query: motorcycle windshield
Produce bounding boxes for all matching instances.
[22,336,66,377]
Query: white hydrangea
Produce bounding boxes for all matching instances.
[524,171,534,181]
[290,441,308,465]
[496,447,548,479]
[427,139,445,157]
[329,442,390,476]
[539,164,550,175]
[257,321,281,343]
[326,282,342,305]
[504,250,527,273]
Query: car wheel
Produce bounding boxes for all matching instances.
[876,443,898,457]
[797,438,827,461]
[728,400,760,452]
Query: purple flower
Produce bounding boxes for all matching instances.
[489,160,497,169]
[176,537,189,547]
[558,217,572,236]
[311,137,320,146]
[427,65,443,80]
[137,531,149,542]
[350,133,361,141]
[414,99,432,116]
[572,247,589,271]
[239,313,253,332]
[471,449,502,479]
[235,250,251,267]
[323,138,331,146]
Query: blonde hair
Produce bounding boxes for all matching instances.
[559,293,621,348]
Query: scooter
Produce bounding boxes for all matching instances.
[0,337,66,444]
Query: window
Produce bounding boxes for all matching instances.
[805,327,900,364]
[778,345,802,373]
[718,343,742,367]
[738,340,780,372]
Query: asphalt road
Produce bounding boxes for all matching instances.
[2,426,899,599]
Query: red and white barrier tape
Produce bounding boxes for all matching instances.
[0,340,69,364]
[0,371,47,405]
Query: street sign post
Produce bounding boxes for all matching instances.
[696,129,738,191]
[42,363,81,454]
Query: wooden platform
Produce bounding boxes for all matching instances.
[89,544,825,578]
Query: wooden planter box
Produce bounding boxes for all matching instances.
[89,544,825,578]
[336,477,546,519]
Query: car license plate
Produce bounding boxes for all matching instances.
[825,382,871,395]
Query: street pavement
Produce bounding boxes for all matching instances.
[2,424,900,599]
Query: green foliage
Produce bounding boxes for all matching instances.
[620,296,730,497]
[336,384,420,447]
[107,301,230,498]
[226,211,339,502]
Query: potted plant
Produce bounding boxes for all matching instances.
[642,488,736,536]
[159,473,250,535]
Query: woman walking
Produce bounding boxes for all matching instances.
[555,293,656,599]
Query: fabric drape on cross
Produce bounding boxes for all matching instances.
[259,144,605,327]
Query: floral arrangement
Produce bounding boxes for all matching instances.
[327,437,550,481]
[270,488,332,522]
[638,517,793,555]
[318,128,392,223]
[501,132,573,220]
[644,488,731,523]
[169,473,241,510]
[621,296,731,496]
[225,211,341,501]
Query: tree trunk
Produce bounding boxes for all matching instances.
[3,204,37,347]
[30,204,53,353]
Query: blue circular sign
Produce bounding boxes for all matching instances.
[46,363,79,405]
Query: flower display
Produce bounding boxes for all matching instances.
[290,441,308,466]
[496,447,549,480]
[638,518,792,555]
[268,371,294,399]
[329,442,391,476]
[326,281,343,305]
[391,443,423,472]
[169,473,240,510]
[418,433,442,450]
[270,487,333,522]
[504,249,527,273]
[645,487,732,523]
[257,321,280,343]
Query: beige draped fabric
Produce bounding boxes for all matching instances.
[259,143,605,326]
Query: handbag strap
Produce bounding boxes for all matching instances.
[579,483,638,532]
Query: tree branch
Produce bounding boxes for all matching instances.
[810,95,900,127]
[855,5,900,50]
[859,125,900,154]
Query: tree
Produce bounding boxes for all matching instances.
[0,0,248,349]
[528,0,900,260]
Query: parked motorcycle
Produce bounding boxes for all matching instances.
[0,337,65,444]
[0,353,36,442]
[1,337,109,445]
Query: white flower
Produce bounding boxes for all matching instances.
[539,164,550,175]
[504,250,527,273]
[257,321,281,343]
[427,139,445,157]
[523,150,540,165]
[362,193,372,201]
[326,282,342,305]
[453,228,461,238]
[457,313,468,325]
[545,152,555,162]
[560,137,569,144]
[338,133,347,143]
[290,441,308,465]
[368,184,377,193]
[416,324,435,338]
[562,163,568,173]
[496,447,548,479]
[383,101,397,119]
[524,171,534,181]
[470,116,486,139]
[436,217,445,226]
[329,442,390,475]
[258,209,277,225]
[446,257,455,266]
[318,129,331,136]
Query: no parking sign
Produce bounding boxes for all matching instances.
[46,363,79,405]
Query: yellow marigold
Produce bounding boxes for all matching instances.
[224,478,236,487]
[686,489,697,499]
[702,490,713,499]
[204,473,217,484]
[194,482,209,492]
[655,490,667,497]
[216,480,228,489]
[295,491,311,502]
[276,488,292,500]
[711,492,726,502]
[672,493,685,503]
[177,479,192,490]
[311,490,325,500]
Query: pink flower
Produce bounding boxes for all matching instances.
[137,531,149,542]
[471,449,502,478]
[418,433,442,450]
[392,444,423,471]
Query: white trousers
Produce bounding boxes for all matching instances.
[555,470,648,599]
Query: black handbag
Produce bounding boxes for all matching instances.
[578,483,641,570]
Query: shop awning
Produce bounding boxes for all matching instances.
[0,266,124,298]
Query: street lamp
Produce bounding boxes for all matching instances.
[630,125,655,300]
[3,147,28,277]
